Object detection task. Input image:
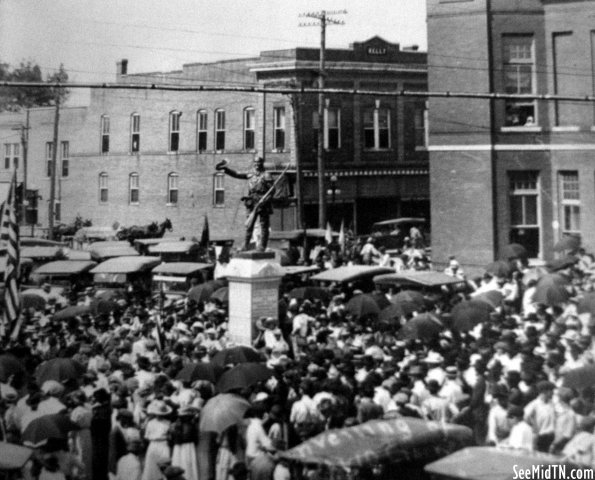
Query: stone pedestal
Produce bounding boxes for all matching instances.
[226,251,284,346]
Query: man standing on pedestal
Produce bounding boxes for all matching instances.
[216,156,274,252]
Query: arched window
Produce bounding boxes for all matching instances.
[244,107,255,150]
[168,173,179,205]
[169,111,181,152]
[131,113,140,153]
[100,115,110,153]
[129,173,139,204]
[99,173,108,203]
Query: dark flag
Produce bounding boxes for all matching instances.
[0,172,20,340]
[200,215,210,250]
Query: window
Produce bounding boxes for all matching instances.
[4,143,19,169]
[215,110,225,151]
[560,171,580,234]
[503,35,536,126]
[197,110,208,152]
[168,173,179,205]
[129,173,139,204]
[100,115,110,153]
[509,171,540,258]
[363,106,391,149]
[54,201,61,222]
[46,142,54,177]
[325,108,341,150]
[213,173,225,206]
[131,113,140,153]
[414,103,428,148]
[61,141,69,177]
[273,107,285,151]
[244,108,255,150]
[99,173,108,203]
[169,111,181,152]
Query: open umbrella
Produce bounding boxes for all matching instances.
[176,362,220,384]
[500,243,528,260]
[0,442,33,470]
[562,364,595,389]
[392,290,425,306]
[485,260,512,278]
[216,363,273,393]
[199,393,251,433]
[366,292,391,310]
[210,287,229,304]
[473,290,504,310]
[22,413,77,448]
[0,354,26,384]
[451,300,492,332]
[20,292,46,311]
[533,273,570,306]
[52,305,92,321]
[577,292,595,316]
[35,358,85,385]
[188,280,225,303]
[211,346,264,367]
[398,313,443,341]
[546,255,578,272]
[377,303,405,325]
[554,235,581,252]
[288,286,330,302]
[90,298,121,316]
[345,294,381,319]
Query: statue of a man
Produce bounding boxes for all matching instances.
[215,156,274,251]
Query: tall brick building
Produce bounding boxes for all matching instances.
[0,37,428,243]
[427,0,595,267]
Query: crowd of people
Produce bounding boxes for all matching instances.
[2,239,595,480]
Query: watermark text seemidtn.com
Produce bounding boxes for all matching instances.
[513,465,594,480]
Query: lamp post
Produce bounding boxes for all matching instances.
[326,174,341,227]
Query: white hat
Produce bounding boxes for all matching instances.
[423,351,444,364]
[253,392,269,403]
[146,399,173,416]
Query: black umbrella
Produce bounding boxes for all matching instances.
[20,292,46,311]
[451,300,492,332]
[367,292,391,310]
[398,313,443,341]
[216,363,273,393]
[473,290,504,310]
[35,358,85,385]
[485,261,512,278]
[554,235,581,252]
[210,287,229,304]
[546,256,578,272]
[378,303,405,325]
[52,305,92,321]
[176,362,221,384]
[188,280,226,303]
[345,294,381,319]
[563,365,595,389]
[22,413,77,448]
[0,354,26,385]
[533,274,570,306]
[500,243,528,260]
[211,346,264,367]
[578,292,595,316]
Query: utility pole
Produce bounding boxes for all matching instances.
[299,9,346,228]
[49,94,60,240]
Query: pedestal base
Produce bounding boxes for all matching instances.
[227,252,284,346]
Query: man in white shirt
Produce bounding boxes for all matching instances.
[505,405,534,450]
[524,381,556,452]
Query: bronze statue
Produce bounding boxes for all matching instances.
[216,156,274,252]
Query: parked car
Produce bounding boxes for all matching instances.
[29,260,97,292]
[90,256,161,296]
[364,217,428,252]
[151,262,214,300]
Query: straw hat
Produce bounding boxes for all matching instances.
[146,399,173,416]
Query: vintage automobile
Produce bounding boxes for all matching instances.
[311,265,394,293]
[29,260,97,292]
[151,262,214,300]
[365,217,428,252]
[90,256,161,296]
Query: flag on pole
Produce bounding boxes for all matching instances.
[339,220,346,253]
[200,215,210,250]
[325,221,333,245]
[0,171,20,340]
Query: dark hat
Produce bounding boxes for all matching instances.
[162,466,185,480]
[536,380,556,393]
[507,405,525,419]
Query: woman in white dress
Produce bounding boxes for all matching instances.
[170,405,199,480]
[141,400,172,480]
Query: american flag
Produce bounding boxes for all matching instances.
[0,172,21,341]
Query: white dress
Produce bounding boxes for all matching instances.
[141,418,171,480]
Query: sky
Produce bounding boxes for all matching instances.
[0,0,427,105]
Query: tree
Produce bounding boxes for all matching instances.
[0,61,69,111]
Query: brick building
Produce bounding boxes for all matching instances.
[0,37,428,243]
[427,0,595,267]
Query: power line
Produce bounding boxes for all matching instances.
[3,81,595,103]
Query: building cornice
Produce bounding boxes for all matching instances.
[303,168,428,177]
[250,60,426,74]
[428,144,595,152]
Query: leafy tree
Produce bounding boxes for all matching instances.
[0,61,69,111]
